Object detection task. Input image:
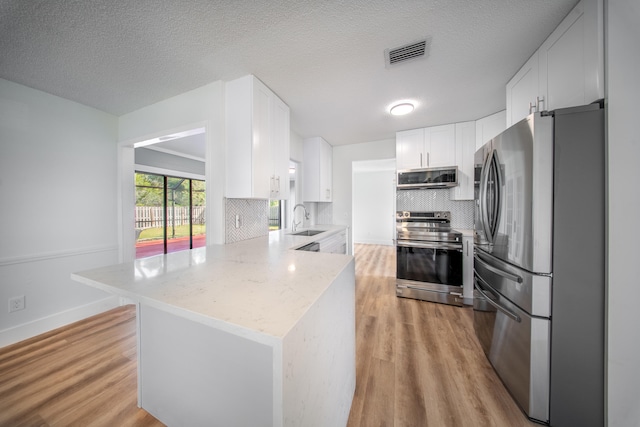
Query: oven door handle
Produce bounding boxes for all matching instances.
[474,253,523,283]
[397,240,462,251]
[474,274,521,323]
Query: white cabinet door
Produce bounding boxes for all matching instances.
[396,128,424,170]
[538,0,604,111]
[251,79,273,199]
[303,137,332,202]
[506,0,603,127]
[462,236,474,303]
[225,75,290,200]
[452,121,475,201]
[475,110,506,151]
[319,139,332,201]
[270,95,290,200]
[317,230,346,254]
[506,51,539,127]
[426,124,456,167]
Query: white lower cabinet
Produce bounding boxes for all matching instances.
[462,235,474,304]
[317,230,347,254]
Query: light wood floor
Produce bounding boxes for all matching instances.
[346,244,538,427]
[0,305,162,427]
[0,244,537,426]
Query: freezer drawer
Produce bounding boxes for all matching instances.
[473,272,550,424]
[396,279,464,306]
[474,250,551,318]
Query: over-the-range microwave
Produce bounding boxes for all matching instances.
[397,166,458,189]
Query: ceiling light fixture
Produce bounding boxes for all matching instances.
[390,102,415,116]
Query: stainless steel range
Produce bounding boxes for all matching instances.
[395,211,464,306]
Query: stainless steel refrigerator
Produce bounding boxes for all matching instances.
[473,103,605,426]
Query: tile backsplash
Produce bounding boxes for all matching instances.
[225,198,269,243]
[396,189,475,229]
[316,202,333,225]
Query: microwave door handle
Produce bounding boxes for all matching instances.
[474,254,523,283]
[474,279,521,323]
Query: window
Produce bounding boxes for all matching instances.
[135,172,206,258]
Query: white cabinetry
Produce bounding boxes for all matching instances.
[395,124,456,170]
[451,121,476,201]
[506,52,539,127]
[303,137,332,202]
[538,0,604,112]
[462,235,474,303]
[317,230,347,254]
[226,75,290,200]
[395,128,424,170]
[475,110,506,151]
[506,0,604,126]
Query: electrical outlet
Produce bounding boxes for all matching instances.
[9,295,25,313]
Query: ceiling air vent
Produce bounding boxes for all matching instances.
[385,38,431,67]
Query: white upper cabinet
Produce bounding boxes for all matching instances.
[396,124,455,170]
[506,0,603,127]
[225,75,290,200]
[451,121,476,201]
[506,52,540,127]
[396,128,424,170]
[270,95,290,200]
[538,0,604,111]
[475,110,506,151]
[303,137,333,202]
[427,124,456,168]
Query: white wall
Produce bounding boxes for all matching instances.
[606,0,640,425]
[352,166,396,245]
[332,139,396,248]
[118,81,226,256]
[0,79,120,347]
[290,130,304,163]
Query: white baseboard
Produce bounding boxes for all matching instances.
[0,296,120,348]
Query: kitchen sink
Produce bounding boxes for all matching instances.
[290,230,324,236]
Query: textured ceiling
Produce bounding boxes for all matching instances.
[0,0,577,146]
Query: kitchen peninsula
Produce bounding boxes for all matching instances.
[71,226,355,427]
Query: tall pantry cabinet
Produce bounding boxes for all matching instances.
[226,75,290,200]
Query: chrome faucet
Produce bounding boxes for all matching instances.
[292,204,310,232]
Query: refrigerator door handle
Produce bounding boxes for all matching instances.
[486,150,502,241]
[474,253,523,283]
[474,274,521,322]
[479,151,493,243]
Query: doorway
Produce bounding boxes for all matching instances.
[134,172,206,258]
[132,127,207,258]
[352,159,396,245]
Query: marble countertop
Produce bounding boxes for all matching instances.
[72,225,352,343]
